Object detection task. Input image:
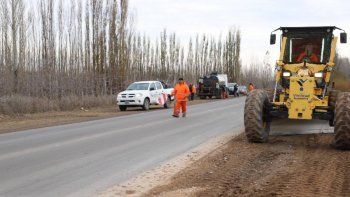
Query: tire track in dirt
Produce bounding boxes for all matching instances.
[147,134,350,197]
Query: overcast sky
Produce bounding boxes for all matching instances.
[129,0,350,65]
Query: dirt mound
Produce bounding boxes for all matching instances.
[148,134,350,196]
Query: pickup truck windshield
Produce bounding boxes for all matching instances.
[126,83,150,90]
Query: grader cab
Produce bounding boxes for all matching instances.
[244,26,350,149]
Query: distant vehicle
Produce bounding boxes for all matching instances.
[227,83,237,95]
[238,86,247,95]
[197,72,229,99]
[117,81,174,111]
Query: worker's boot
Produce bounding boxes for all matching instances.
[182,113,186,118]
[172,114,179,118]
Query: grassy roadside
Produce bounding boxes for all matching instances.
[0,98,226,135]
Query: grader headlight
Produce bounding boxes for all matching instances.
[283,72,291,77]
[314,72,324,78]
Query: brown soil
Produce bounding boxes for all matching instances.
[0,98,223,134]
[148,134,350,197]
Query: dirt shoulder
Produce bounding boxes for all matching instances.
[147,133,350,196]
[0,98,224,134]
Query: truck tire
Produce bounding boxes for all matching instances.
[142,98,150,111]
[329,90,340,126]
[217,92,223,99]
[216,89,224,99]
[333,92,350,150]
[119,105,127,111]
[220,91,225,99]
[164,96,171,109]
[244,89,271,143]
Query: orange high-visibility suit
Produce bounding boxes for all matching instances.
[192,85,196,94]
[190,85,196,101]
[296,52,319,62]
[172,83,190,117]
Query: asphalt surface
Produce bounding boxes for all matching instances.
[0,98,246,197]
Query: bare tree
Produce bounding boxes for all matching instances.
[0,0,248,115]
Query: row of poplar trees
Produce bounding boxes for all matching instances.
[0,0,242,99]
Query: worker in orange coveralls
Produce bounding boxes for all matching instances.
[172,78,190,118]
[189,83,196,101]
[296,43,319,63]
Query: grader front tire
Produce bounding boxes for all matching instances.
[244,90,271,143]
[333,92,350,150]
[329,90,340,110]
[328,90,340,127]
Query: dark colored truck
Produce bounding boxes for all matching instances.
[197,72,229,99]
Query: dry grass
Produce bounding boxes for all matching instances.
[0,95,115,116]
[0,94,229,136]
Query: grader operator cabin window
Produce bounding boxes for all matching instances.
[283,35,331,64]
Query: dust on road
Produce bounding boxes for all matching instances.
[148,134,350,196]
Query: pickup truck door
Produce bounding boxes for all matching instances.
[149,83,158,104]
[155,82,165,103]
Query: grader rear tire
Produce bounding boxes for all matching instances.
[244,89,271,143]
[333,92,350,150]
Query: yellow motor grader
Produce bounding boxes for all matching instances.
[244,26,350,149]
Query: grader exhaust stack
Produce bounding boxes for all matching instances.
[244,26,350,150]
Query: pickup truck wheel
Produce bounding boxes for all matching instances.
[164,96,171,109]
[119,105,127,111]
[142,98,150,111]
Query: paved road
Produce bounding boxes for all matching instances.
[0,98,246,197]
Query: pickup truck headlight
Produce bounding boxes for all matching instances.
[314,72,323,78]
[136,93,143,97]
[283,72,291,77]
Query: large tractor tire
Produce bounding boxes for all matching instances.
[328,90,340,126]
[333,92,350,150]
[329,90,340,110]
[244,89,271,143]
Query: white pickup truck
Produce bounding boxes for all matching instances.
[117,81,174,111]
